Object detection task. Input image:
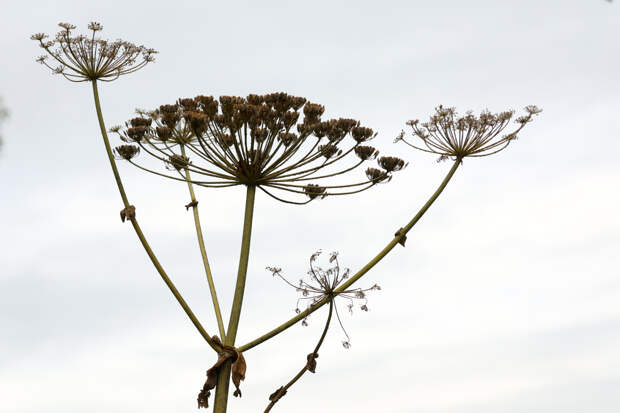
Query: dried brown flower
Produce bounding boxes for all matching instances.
[113,93,406,204]
[113,144,140,160]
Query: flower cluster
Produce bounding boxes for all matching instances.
[31,22,157,82]
[113,94,406,203]
[396,105,542,160]
[267,251,381,348]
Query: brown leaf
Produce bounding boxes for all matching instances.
[185,200,198,210]
[120,205,136,222]
[394,227,407,246]
[269,386,287,402]
[197,336,247,406]
[231,349,246,397]
[306,352,318,373]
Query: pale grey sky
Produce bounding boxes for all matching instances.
[1,1,619,412]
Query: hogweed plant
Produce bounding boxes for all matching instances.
[33,22,540,413]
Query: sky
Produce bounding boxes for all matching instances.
[1,0,619,412]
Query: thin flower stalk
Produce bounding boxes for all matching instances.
[240,104,540,352]
[33,23,220,352]
[264,300,334,412]
[180,143,226,339]
[238,159,461,352]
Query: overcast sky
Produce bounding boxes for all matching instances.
[1,1,619,412]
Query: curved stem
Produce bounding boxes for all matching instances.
[90,80,220,352]
[180,145,227,339]
[264,299,334,412]
[212,184,257,412]
[239,159,461,352]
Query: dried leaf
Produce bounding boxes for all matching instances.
[185,200,198,210]
[197,336,247,407]
[231,350,246,397]
[394,227,407,246]
[269,386,287,402]
[306,352,318,373]
[120,205,136,222]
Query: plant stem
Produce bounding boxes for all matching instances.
[90,80,220,352]
[212,184,257,412]
[239,159,461,352]
[264,300,334,412]
[180,144,226,339]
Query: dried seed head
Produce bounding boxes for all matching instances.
[378,156,407,172]
[304,184,327,200]
[351,126,375,143]
[114,144,140,160]
[269,251,381,349]
[156,126,172,141]
[167,154,190,171]
[118,92,402,204]
[318,144,341,159]
[399,105,541,160]
[32,22,156,82]
[366,167,390,184]
[278,132,297,146]
[87,22,103,31]
[354,145,379,161]
[126,126,149,142]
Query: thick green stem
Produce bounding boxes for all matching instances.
[90,80,220,352]
[239,159,461,352]
[180,145,226,339]
[212,184,257,412]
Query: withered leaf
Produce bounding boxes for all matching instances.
[185,200,198,210]
[394,227,407,246]
[120,205,136,222]
[269,386,287,402]
[197,336,246,408]
[306,352,318,373]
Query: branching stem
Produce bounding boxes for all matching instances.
[264,299,334,412]
[91,80,220,352]
[239,159,461,352]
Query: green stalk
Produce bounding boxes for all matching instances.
[212,184,257,413]
[90,80,220,352]
[239,159,461,352]
[180,144,226,339]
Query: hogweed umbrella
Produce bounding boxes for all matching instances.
[33,22,540,413]
[111,93,402,204]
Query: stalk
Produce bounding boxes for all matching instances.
[180,144,226,339]
[239,159,461,352]
[91,80,220,352]
[213,184,257,412]
[264,300,334,412]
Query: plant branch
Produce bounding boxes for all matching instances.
[264,299,334,412]
[238,159,461,352]
[91,80,220,352]
[180,144,227,339]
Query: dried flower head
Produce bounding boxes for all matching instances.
[267,251,381,348]
[396,105,542,160]
[31,22,157,82]
[113,93,406,204]
[113,144,140,160]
